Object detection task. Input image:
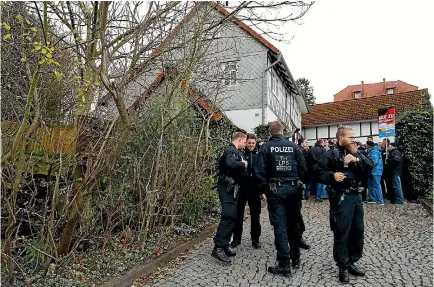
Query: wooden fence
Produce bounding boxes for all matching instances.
[2,121,76,155]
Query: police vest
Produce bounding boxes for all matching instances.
[331,147,357,189]
[266,140,298,181]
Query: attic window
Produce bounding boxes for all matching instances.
[354,91,361,99]
[387,88,394,95]
[220,61,238,86]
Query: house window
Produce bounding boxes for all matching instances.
[220,61,238,86]
[387,88,394,95]
[271,71,276,94]
[354,91,361,98]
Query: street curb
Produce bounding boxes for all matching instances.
[102,222,219,287]
[419,199,433,216]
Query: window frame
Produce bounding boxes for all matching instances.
[354,91,361,99]
[220,61,238,87]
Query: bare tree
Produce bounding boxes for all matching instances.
[1,1,313,284]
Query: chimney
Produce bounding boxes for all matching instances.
[361,81,364,97]
[383,78,386,93]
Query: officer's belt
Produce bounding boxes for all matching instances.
[340,187,360,194]
[269,180,297,186]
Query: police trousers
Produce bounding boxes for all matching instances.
[214,185,238,248]
[267,184,300,265]
[329,192,364,269]
[233,183,261,242]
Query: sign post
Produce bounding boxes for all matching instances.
[378,106,396,160]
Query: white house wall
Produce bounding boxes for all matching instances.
[303,120,395,146]
[225,109,263,133]
[266,67,302,130]
[266,107,279,123]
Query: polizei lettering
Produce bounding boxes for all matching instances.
[270,146,294,153]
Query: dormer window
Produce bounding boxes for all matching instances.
[387,88,394,95]
[354,91,361,99]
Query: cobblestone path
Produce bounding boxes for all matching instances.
[144,200,433,286]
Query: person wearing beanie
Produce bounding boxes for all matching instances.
[385,142,404,204]
[366,141,384,205]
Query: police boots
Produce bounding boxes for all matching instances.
[348,264,365,276]
[211,248,232,263]
[268,263,291,277]
[339,268,349,283]
[299,236,310,250]
[252,239,261,249]
[292,259,301,269]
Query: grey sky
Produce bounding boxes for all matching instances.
[272,0,433,104]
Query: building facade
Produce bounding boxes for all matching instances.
[302,89,429,145]
[97,3,309,134]
[333,79,418,102]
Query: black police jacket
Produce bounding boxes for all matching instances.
[314,144,374,190]
[358,147,368,157]
[254,135,308,185]
[384,148,403,176]
[243,146,258,178]
[299,145,309,163]
[218,143,246,184]
[307,144,326,172]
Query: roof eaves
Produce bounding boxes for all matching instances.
[278,53,310,113]
[211,2,279,54]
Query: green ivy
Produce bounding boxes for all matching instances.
[395,96,433,200]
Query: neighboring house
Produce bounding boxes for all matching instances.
[302,89,430,144]
[333,79,418,102]
[97,2,309,135]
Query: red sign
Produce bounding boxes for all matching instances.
[378,107,396,138]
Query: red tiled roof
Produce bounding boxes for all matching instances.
[333,80,418,102]
[302,89,429,127]
[128,71,223,121]
[210,2,279,53]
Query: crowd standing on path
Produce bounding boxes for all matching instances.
[212,121,406,284]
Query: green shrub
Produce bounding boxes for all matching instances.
[395,95,433,200]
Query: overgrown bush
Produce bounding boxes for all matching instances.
[395,96,433,200]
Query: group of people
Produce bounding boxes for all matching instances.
[211,121,392,283]
[298,135,404,206]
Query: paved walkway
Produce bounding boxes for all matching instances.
[144,200,433,286]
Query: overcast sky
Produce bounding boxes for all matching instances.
[271,0,434,104]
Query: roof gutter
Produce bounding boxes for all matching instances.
[262,53,282,124]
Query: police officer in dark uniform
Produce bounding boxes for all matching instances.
[297,138,311,250]
[314,126,373,283]
[254,121,308,277]
[231,134,263,249]
[212,132,248,263]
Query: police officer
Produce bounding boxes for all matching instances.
[314,126,373,283]
[254,121,308,277]
[212,132,248,263]
[297,138,311,250]
[231,134,263,249]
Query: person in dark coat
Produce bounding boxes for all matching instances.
[356,141,368,200]
[308,139,327,201]
[231,134,263,249]
[254,121,308,276]
[212,132,247,263]
[384,142,404,204]
[314,126,374,283]
[296,138,311,250]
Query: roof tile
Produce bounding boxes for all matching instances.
[302,89,429,127]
